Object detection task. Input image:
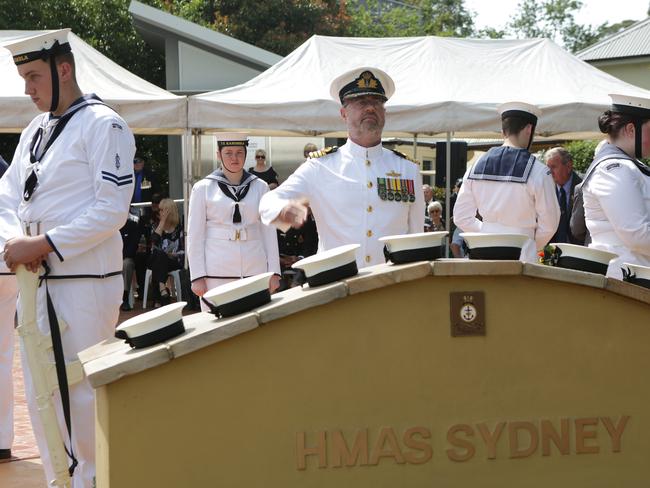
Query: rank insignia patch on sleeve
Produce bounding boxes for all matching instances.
[115,153,121,170]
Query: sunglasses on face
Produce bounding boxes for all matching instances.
[255,155,266,160]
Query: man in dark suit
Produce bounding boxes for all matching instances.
[544,147,583,244]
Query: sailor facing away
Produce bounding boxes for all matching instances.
[0,157,18,462]
[453,102,560,262]
[0,29,135,487]
[259,67,425,268]
[187,132,280,310]
[582,94,650,279]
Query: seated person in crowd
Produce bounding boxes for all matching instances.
[134,192,162,297]
[147,198,185,307]
[119,210,142,311]
[249,149,279,189]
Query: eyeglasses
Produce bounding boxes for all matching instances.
[255,156,266,160]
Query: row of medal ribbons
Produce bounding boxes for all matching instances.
[377,177,416,202]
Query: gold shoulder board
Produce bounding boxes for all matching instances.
[308,146,339,159]
[390,148,420,165]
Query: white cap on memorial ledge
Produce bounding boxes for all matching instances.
[292,244,360,287]
[115,302,186,349]
[203,272,274,318]
[379,231,448,264]
[551,242,618,275]
[460,233,528,260]
[622,262,650,289]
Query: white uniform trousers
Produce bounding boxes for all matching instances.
[19,275,121,488]
[0,275,17,449]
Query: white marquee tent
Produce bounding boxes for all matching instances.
[189,35,650,139]
[0,30,186,134]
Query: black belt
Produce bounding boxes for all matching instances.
[39,265,121,476]
[204,275,252,279]
[39,270,122,281]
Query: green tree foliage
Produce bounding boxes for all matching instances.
[564,139,599,173]
[507,0,643,53]
[346,0,474,37]
[508,0,599,52]
[0,0,164,85]
[142,0,350,55]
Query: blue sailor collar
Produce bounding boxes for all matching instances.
[468,146,536,184]
[345,139,383,159]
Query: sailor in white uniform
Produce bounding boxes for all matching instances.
[259,68,424,267]
[0,158,18,461]
[0,30,134,487]
[582,94,650,279]
[453,102,560,262]
[187,132,280,310]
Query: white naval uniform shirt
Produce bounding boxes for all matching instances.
[259,139,425,268]
[453,156,560,262]
[583,155,650,278]
[187,176,281,282]
[0,101,135,276]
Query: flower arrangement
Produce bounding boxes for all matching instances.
[538,244,560,266]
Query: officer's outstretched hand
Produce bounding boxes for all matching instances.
[277,199,309,229]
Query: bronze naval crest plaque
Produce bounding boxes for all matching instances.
[450,291,485,337]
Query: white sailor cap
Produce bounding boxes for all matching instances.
[460,233,528,260]
[379,231,448,264]
[609,94,650,119]
[215,132,249,148]
[497,101,541,124]
[292,244,360,287]
[202,272,274,317]
[622,262,650,289]
[115,302,186,349]
[550,243,617,275]
[329,67,395,105]
[3,29,72,66]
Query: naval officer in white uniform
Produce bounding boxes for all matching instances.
[187,133,280,308]
[0,29,135,487]
[453,102,560,262]
[582,94,650,279]
[259,68,425,267]
[0,159,18,462]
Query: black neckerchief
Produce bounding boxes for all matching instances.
[206,169,257,223]
[23,94,108,202]
[29,94,106,164]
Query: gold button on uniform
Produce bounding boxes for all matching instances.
[367,181,373,188]
[367,205,373,212]
[366,159,371,166]
[365,255,371,263]
[367,230,373,237]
